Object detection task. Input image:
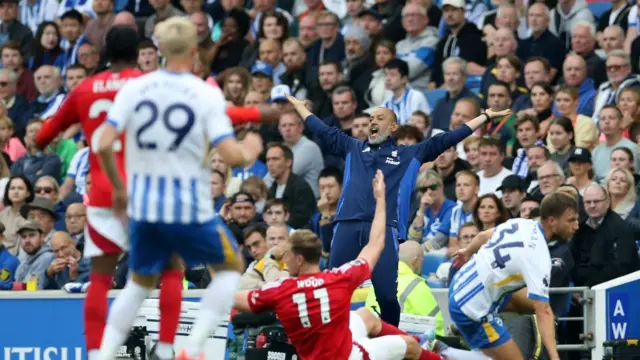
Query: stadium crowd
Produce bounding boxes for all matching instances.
[1,0,640,355]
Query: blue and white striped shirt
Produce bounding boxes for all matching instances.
[383,87,431,125]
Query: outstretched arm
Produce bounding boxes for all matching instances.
[357,170,386,270]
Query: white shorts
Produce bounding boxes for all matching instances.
[348,311,408,360]
[84,207,128,258]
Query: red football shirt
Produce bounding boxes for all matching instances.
[247,258,371,360]
[36,68,143,208]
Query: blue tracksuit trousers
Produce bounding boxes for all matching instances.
[329,220,401,326]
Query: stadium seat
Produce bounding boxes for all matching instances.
[588,1,612,20]
[422,253,447,277]
[424,88,447,110]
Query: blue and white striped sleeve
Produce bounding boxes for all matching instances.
[106,82,137,133]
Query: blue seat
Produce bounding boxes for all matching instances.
[588,1,612,20]
[424,88,447,110]
[422,253,447,277]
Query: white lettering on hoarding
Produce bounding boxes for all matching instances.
[3,348,83,360]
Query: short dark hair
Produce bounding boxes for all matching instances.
[353,113,370,121]
[479,136,504,154]
[384,58,409,78]
[243,224,267,241]
[212,169,226,182]
[528,144,551,159]
[487,80,511,95]
[266,142,294,163]
[230,191,255,204]
[515,115,540,132]
[318,166,343,185]
[3,175,35,207]
[290,230,323,264]
[264,198,289,214]
[525,56,552,73]
[60,9,83,23]
[473,194,510,228]
[411,110,430,128]
[496,54,522,73]
[540,191,578,220]
[455,170,480,186]
[395,125,424,143]
[459,222,480,234]
[1,40,21,56]
[66,64,87,74]
[138,39,157,52]
[601,104,623,120]
[105,25,140,64]
[319,60,342,74]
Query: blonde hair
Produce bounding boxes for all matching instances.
[154,17,197,58]
[606,167,637,218]
[0,116,14,129]
[35,175,61,201]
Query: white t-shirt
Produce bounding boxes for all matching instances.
[450,218,551,321]
[477,167,513,197]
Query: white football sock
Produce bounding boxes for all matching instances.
[99,280,152,360]
[186,271,240,356]
[87,349,100,360]
[154,342,174,360]
[440,348,493,359]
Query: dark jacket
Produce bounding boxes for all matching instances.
[1,21,33,58]
[432,22,487,86]
[431,87,479,130]
[10,152,62,185]
[517,30,567,74]
[39,255,91,289]
[268,172,317,229]
[583,51,607,87]
[8,94,35,140]
[305,114,473,239]
[548,240,574,316]
[345,56,373,112]
[597,3,631,33]
[0,244,19,290]
[306,35,346,74]
[280,65,313,100]
[571,210,640,287]
[440,159,471,201]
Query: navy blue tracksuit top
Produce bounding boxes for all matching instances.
[305,114,473,237]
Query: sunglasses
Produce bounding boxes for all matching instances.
[418,184,439,193]
[35,186,54,194]
[0,81,8,87]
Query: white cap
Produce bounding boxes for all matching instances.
[441,0,465,8]
[270,84,292,102]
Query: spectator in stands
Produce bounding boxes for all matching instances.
[60,147,88,199]
[257,39,285,85]
[210,148,242,197]
[39,231,89,289]
[311,61,342,119]
[307,11,346,71]
[231,131,267,182]
[0,116,25,162]
[395,125,423,145]
[548,117,576,174]
[494,54,528,103]
[14,220,53,285]
[357,8,384,45]
[602,25,626,55]
[610,147,640,191]
[350,113,369,141]
[598,1,631,36]
[137,40,159,73]
[472,193,509,231]
[58,10,87,72]
[248,0,293,40]
[64,64,86,91]
[511,116,539,178]
[10,119,60,184]
[192,11,214,54]
[433,146,469,200]
[519,196,540,219]
[77,44,99,75]
[431,57,477,131]
[343,0,365,26]
[572,184,639,287]
[518,3,565,77]
[224,191,260,236]
[262,199,290,228]
[566,147,597,195]
[2,41,36,102]
[83,0,113,53]
[0,222,18,290]
[365,39,394,109]
[480,28,518,98]
[238,224,288,290]
[239,224,267,266]
[209,9,250,75]
[32,65,63,116]
[280,38,311,100]
[211,170,225,214]
[220,67,250,107]
[143,0,184,39]
[512,57,552,112]
[450,98,480,158]
[383,58,430,124]
[498,174,527,217]
[553,86,599,151]
[18,0,57,35]
[606,167,640,221]
[266,223,289,248]
[395,2,437,93]
[239,176,269,215]
[522,83,555,140]
[28,22,63,72]
[244,90,265,106]
[593,105,640,180]
[0,0,33,57]
[310,166,342,254]
[0,175,30,255]
[64,202,84,246]
[343,25,373,108]
[462,136,481,170]
[618,87,640,140]
[484,82,516,153]
[535,161,566,199]
[557,54,597,117]
[365,241,444,335]
[431,0,486,87]
[407,169,456,246]
[571,21,606,87]
[265,143,316,228]
[21,196,56,246]
[593,50,640,123]
[0,69,33,139]
[548,0,594,49]
[297,12,317,49]
[33,176,65,226]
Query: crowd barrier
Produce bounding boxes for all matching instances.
[1,271,639,360]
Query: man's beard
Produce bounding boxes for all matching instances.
[368,129,391,144]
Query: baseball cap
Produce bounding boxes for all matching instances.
[441,0,465,8]
[568,147,592,163]
[270,85,292,103]
[17,220,43,234]
[357,8,383,21]
[251,61,273,78]
[497,175,528,192]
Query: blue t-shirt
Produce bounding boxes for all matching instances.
[421,199,456,241]
[232,160,268,181]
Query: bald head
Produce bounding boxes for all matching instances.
[399,241,423,264]
[50,231,77,258]
[266,224,289,248]
[603,25,624,53]
[563,53,587,87]
[493,28,517,56]
[113,11,136,28]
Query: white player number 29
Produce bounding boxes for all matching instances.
[291,288,331,328]
[89,99,122,152]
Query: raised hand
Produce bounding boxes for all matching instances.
[452,248,471,269]
[486,108,512,119]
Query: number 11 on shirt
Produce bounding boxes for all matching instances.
[292,288,332,328]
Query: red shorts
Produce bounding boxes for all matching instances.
[83,206,128,258]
